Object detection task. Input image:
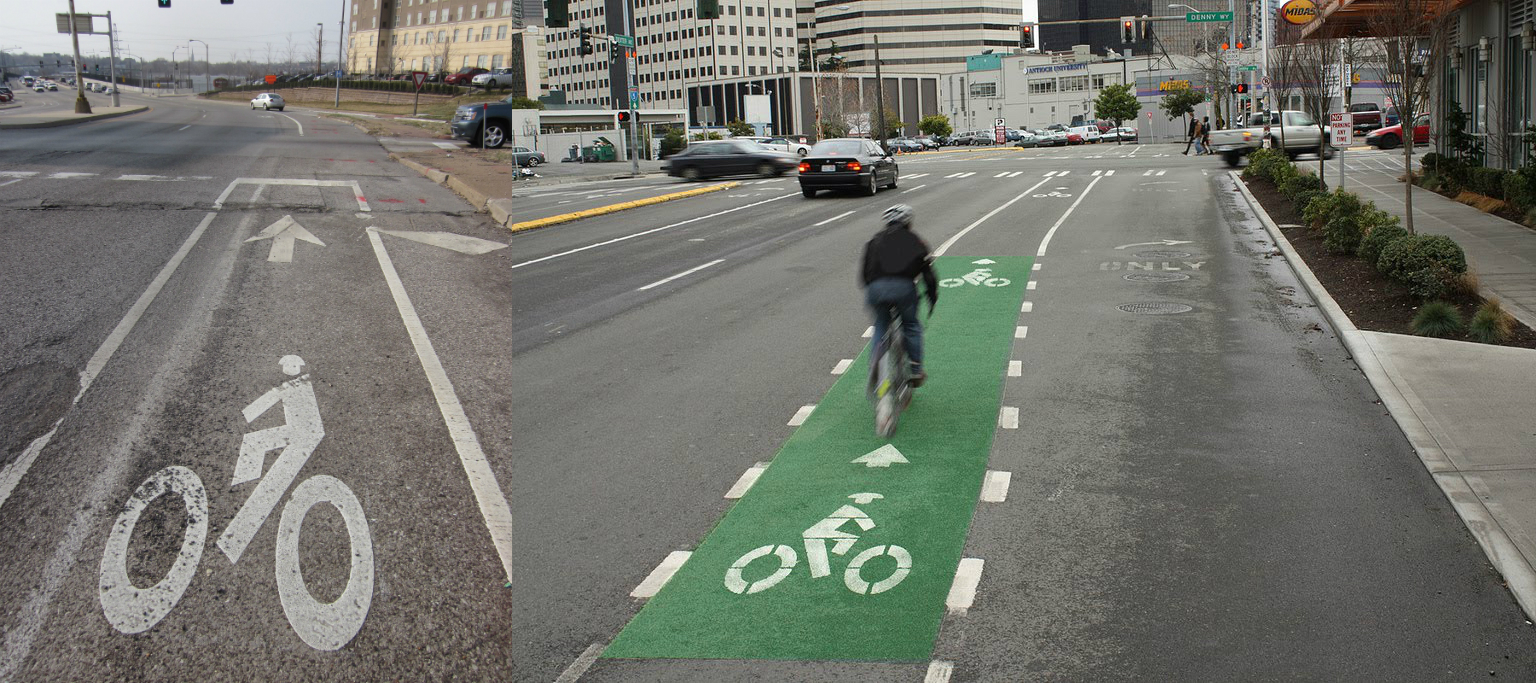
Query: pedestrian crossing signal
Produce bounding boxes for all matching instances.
[158,0,171,7]
[1230,83,1249,94]
[618,110,633,123]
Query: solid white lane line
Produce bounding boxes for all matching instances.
[1027,281,1037,290]
[637,259,724,291]
[788,405,816,426]
[632,551,692,598]
[932,177,1052,256]
[862,326,874,338]
[0,179,21,188]
[946,558,985,614]
[925,661,955,683]
[178,125,190,131]
[999,406,1019,429]
[1021,301,1033,312]
[47,172,96,179]
[724,463,769,499]
[832,359,854,375]
[1036,174,1105,257]
[813,210,855,227]
[368,230,516,585]
[901,184,928,194]
[553,643,607,683]
[1008,361,1022,377]
[507,192,796,270]
[277,112,305,136]
[981,470,1013,503]
[1014,326,1028,339]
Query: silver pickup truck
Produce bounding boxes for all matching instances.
[1209,110,1333,167]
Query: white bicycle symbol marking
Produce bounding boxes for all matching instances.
[99,355,373,651]
[939,267,1011,288]
[724,493,912,596]
[1031,191,1072,198]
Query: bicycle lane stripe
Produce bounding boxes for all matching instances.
[603,255,1031,662]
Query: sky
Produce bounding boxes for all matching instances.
[6,0,348,63]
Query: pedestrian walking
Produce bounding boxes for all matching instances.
[1191,118,1207,156]
[1199,117,1212,155]
[1182,117,1199,155]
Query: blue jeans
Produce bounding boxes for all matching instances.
[866,277,924,369]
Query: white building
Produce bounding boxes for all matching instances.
[798,0,1024,72]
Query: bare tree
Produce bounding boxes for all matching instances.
[1368,0,1453,234]
[1289,37,1334,183]
[435,31,454,76]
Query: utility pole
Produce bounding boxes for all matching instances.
[872,34,885,152]
[335,0,345,107]
[620,0,639,176]
[67,0,90,113]
[316,24,324,75]
[104,12,120,106]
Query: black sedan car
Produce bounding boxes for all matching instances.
[797,138,899,198]
[662,140,798,180]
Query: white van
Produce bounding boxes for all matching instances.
[1069,125,1102,144]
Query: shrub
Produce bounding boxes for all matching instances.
[1270,159,1300,188]
[1412,301,1465,338]
[1357,213,1408,265]
[1320,191,1369,254]
[1243,148,1290,182]
[1503,167,1536,213]
[1292,189,1325,218]
[1378,234,1469,299]
[1302,191,1340,230]
[1466,166,1508,199]
[659,129,686,158]
[1469,299,1515,344]
[1279,172,1323,204]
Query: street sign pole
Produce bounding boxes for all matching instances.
[621,0,640,176]
[411,71,426,116]
[106,11,119,107]
[1330,112,1352,189]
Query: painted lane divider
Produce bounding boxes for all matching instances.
[788,405,816,426]
[1027,281,1037,290]
[814,210,856,227]
[632,551,693,598]
[1014,326,1028,339]
[925,660,956,683]
[1007,361,1023,377]
[1020,301,1034,312]
[999,407,1019,429]
[636,259,724,291]
[980,471,1012,503]
[725,463,770,499]
[832,359,854,375]
[862,326,874,338]
[603,255,1031,662]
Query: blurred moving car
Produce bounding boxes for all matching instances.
[913,136,941,150]
[797,138,899,198]
[250,93,286,111]
[662,139,798,180]
[1364,114,1430,149]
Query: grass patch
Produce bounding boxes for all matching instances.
[1469,299,1515,344]
[1455,190,1510,214]
[1411,300,1465,338]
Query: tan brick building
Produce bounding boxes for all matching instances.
[345,0,546,97]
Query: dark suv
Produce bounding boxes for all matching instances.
[450,95,533,148]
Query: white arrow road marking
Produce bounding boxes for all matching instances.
[972,258,996,264]
[374,229,507,255]
[1114,239,1193,250]
[246,215,325,262]
[852,444,909,468]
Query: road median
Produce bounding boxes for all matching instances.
[502,182,740,233]
[0,105,149,129]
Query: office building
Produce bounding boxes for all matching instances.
[799,1,1024,72]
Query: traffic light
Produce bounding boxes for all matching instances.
[579,25,593,55]
[158,0,171,7]
[1230,83,1249,94]
[699,0,720,20]
[221,0,233,4]
[1019,23,1036,50]
[546,0,568,27]
[1236,41,1244,49]
[618,110,633,123]
[1120,17,1135,44]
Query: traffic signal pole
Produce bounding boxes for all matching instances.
[106,11,119,106]
[620,0,639,176]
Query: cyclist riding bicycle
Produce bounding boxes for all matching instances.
[861,204,938,386]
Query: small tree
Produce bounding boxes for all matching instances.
[725,119,754,136]
[820,114,850,139]
[1287,36,1334,184]
[1093,83,1141,145]
[879,109,905,137]
[1160,88,1206,140]
[918,114,953,138]
[660,128,686,157]
[1369,0,1452,234]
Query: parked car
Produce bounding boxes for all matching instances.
[472,68,520,89]
[444,68,489,85]
[250,93,286,111]
[1065,132,1084,145]
[1364,114,1430,149]
[798,138,899,198]
[662,139,798,180]
[1349,102,1383,132]
[0,92,11,103]
[1108,127,1138,142]
[913,136,941,150]
[503,146,546,166]
[886,137,924,154]
[1014,131,1045,148]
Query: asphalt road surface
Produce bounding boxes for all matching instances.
[2,91,1534,682]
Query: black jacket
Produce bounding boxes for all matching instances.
[861,226,938,309]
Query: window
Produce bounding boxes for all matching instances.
[775,27,782,36]
[352,3,358,14]
[729,26,737,35]
[728,5,735,14]
[370,35,375,46]
[1028,79,1056,94]
[463,56,470,67]
[453,29,459,41]
[485,2,494,18]
[428,9,436,22]
[391,34,397,45]
[482,26,491,40]
[492,54,504,68]
[477,54,487,67]
[1091,74,1117,89]
[969,82,997,97]
[1060,75,1089,91]
[497,25,507,39]
[372,17,377,28]
[748,65,756,75]
[456,6,463,20]
[470,5,477,18]
[730,45,738,55]
[438,30,445,42]
[501,1,511,16]
[417,12,423,23]
[731,65,740,75]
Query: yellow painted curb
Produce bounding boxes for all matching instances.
[504,181,741,233]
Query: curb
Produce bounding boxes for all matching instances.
[1231,170,1536,623]
[0,105,149,129]
[387,151,670,217]
[504,182,740,233]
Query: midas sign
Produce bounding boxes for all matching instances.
[1158,80,1192,91]
[1280,0,1318,25]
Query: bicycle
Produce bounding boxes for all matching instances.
[724,493,912,596]
[867,306,916,438]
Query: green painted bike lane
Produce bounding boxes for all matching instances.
[604,255,1031,662]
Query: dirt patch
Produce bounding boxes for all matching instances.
[1246,177,1536,349]
[0,361,75,466]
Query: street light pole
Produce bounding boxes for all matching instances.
[336,0,346,108]
[66,0,90,113]
[872,34,886,150]
[105,12,120,106]
[190,39,208,94]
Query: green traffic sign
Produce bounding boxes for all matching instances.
[604,255,1032,662]
[1186,11,1233,21]
[1237,65,1258,71]
[612,34,634,47]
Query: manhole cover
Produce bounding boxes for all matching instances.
[1118,302,1194,315]
[1134,250,1193,259]
[1123,273,1191,283]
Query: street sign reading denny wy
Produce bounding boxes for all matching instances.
[1186,11,1233,22]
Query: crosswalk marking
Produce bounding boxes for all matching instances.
[956,171,975,178]
[1006,171,1024,178]
[1056,170,1069,176]
[994,171,1011,178]
[945,172,965,178]
[899,173,929,179]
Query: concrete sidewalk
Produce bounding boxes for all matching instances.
[1235,171,1536,623]
[1345,162,1536,330]
[0,104,149,129]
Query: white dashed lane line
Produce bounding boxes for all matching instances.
[788,405,816,426]
[631,551,692,598]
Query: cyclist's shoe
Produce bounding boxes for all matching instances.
[909,366,926,388]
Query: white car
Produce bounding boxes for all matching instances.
[471,68,519,89]
[759,135,813,156]
[101,85,115,94]
[250,92,286,111]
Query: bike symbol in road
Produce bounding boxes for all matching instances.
[939,267,1011,288]
[725,493,912,596]
[99,355,374,651]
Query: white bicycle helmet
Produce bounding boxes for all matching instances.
[882,204,915,229]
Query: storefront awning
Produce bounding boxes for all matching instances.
[1299,0,1466,40]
